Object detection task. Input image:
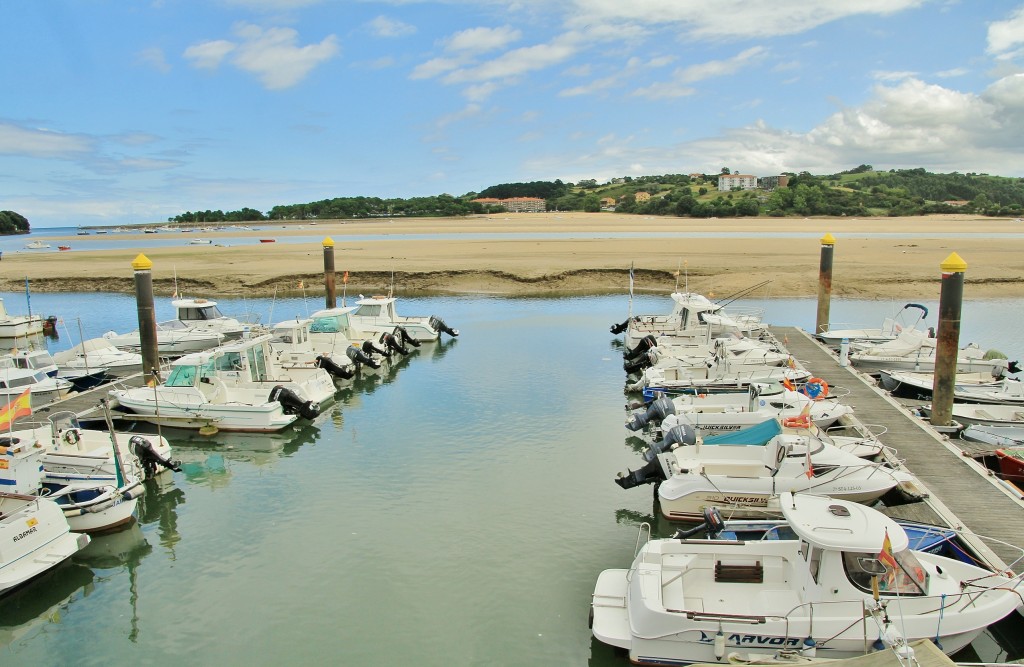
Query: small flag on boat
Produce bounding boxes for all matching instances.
[298,280,304,289]
[787,356,796,370]
[879,529,898,569]
[805,442,814,478]
[783,377,794,391]
[0,387,32,430]
[343,271,349,284]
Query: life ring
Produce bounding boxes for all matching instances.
[801,377,829,400]
[63,429,81,445]
[782,415,811,429]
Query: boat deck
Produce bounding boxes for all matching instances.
[771,327,1024,570]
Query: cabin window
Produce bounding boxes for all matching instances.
[271,329,293,344]
[808,547,823,582]
[214,352,243,371]
[166,365,199,387]
[355,304,382,317]
[310,317,339,334]
[841,550,928,596]
[247,346,269,382]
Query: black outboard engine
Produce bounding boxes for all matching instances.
[346,345,381,369]
[315,355,354,380]
[269,385,319,420]
[129,435,182,478]
[393,325,421,348]
[623,335,657,363]
[615,423,698,489]
[610,318,632,335]
[625,395,676,431]
[362,339,389,358]
[623,348,659,374]
[1009,360,1022,374]
[672,507,725,540]
[379,331,410,356]
[429,315,459,337]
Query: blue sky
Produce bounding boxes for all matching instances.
[2,1,1023,228]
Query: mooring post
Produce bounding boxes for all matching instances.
[930,252,966,428]
[815,233,835,335]
[132,253,161,385]
[323,236,336,309]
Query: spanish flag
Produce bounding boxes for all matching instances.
[0,388,32,430]
[343,271,349,284]
[879,529,898,570]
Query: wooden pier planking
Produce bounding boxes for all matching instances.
[772,326,1024,570]
[17,373,148,427]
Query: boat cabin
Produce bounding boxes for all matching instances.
[164,334,276,388]
[309,307,358,337]
[9,349,58,377]
[173,298,228,323]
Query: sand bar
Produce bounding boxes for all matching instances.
[3,213,1022,299]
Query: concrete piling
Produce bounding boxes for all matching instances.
[323,237,336,309]
[132,253,161,385]
[930,252,967,428]
[815,233,835,335]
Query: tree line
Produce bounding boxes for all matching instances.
[0,210,30,235]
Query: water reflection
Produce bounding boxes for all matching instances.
[0,562,94,648]
[136,476,186,555]
[75,523,153,643]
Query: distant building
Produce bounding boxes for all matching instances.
[718,174,757,191]
[600,197,617,209]
[688,173,704,180]
[470,196,546,212]
[758,175,790,190]
[944,200,969,207]
[635,191,651,202]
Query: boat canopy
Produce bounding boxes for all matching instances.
[779,492,909,553]
[703,418,783,446]
[309,308,356,334]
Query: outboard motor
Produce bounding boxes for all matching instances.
[672,507,725,540]
[362,339,389,358]
[429,315,459,338]
[269,385,319,420]
[623,347,659,374]
[379,331,410,356]
[625,395,676,431]
[644,423,698,461]
[1009,360,1022,375]
[614,457,665,489]
[610,318,632,335]
[623,335,657,363]
[393,325,421,348]
[346,345,381,369]
[129,435,182,478]
[315,355,354,380]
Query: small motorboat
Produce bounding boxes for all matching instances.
[259,238,276,243]
[849,330,1013,376]
[878,366,1018,400]
[919,403,1024,428]
[0,297,44,338]
[590,492,1024,664]
[172,296,253,340]
[53,338,143,376]
[58,245,71,251]
[0,492,91,597]
[0,357,73,404]
[960,424,1024,449]
[188,238,212,245]
[815,303,929,349]
[103,319,224,356]
[23,240,51,249]
[345,295,458,342]
[612,290,766,348]
[995,448,1024,483]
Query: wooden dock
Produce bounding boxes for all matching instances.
[773,326,1024,569]
[18,373,148,427]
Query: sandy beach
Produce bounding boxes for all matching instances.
[3,213,1022,299]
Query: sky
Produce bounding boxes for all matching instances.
[2,1,1024,228]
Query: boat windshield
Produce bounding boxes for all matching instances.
[213,352,243,372]
[165,364,200,387]
[157,319,189,331]
[311,316,341,333]
[353,304,382,317]
[842,549,928,596]
[180,305,225,320]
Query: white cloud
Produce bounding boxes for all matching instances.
[138,47,172,73]
[184,40,236,69]
[677,46,765,83]
[935,67,969,78]
[368,16,416,38]
[410,56,465,80]
[987,6,1024,55]
[184,24,338,90]
[566,0,928,39]
[444,26,522,54]
[871,70,918,81]
[464,81,499,101]
[0,122,93,159]
[443,40,578,84]
[559,74,619,97]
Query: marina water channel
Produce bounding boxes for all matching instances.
[2,291,1023,665]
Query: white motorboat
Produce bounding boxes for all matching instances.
[0,297,44,339]
[109,335,332,432]
[345,295,458,342]
[626,350,808,394]
[0,356,72,403]
[590,492,1023,664]
[53,337,144,376]
[267,317,410,384]
[816,303,930,349]
[877,365,1019,399]
[172,297,253,340]
[959,424,1024,448]
[0,492,91,597]
[848,330,1012,376]
[918,403,1024,428]
[23,240,51,250]
[188,238,212,245]
[103,319,225,355]
[614,420,918,521]
[624,336,791,376]
[613,290,767,349]
[7,349,58,377]
[307,306,408,370]
[0,427,142,534]
[626,383,854,435]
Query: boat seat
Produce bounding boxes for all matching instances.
[973,409,995,420]
[715,560,763,583]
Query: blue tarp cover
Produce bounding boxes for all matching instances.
[702,419,783,446]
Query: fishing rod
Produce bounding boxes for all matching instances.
[715,280,773,308]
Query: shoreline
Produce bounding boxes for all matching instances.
[4,213,1023,299]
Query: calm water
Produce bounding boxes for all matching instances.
[1,292,1022,665]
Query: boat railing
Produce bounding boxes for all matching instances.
[634,522,652,557]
